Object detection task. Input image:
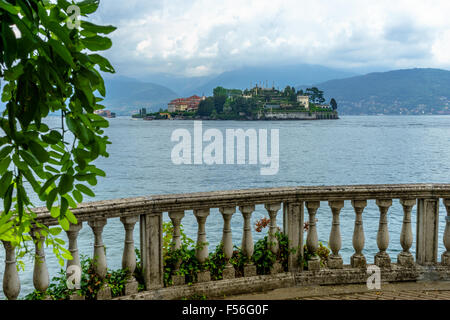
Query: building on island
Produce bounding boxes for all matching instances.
[168,95,205,112]
[94,109,116,118]
[297,95,309,110]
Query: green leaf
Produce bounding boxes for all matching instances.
[88,54,115,73]
[21,168,41,193]
[45,165,60,174]
[0,156,11,175]
[3,184,13,214]
[54,238,66,245]
[1,21,18,67]
[19,150,40,167]
[48,38,76,68]
[46,188,58,211]
[90,167,106,177]
[75,184,95,197]
[81,36,112,51]
[58,216,69,231]
[77,0,100,14]
[28,140,49,163]
[39,174,60,196]
[47,20,72,45]
[3,64,24,81]
[62,194,77,208]
[42,130,63,144]
[49,227,62,236]
[65,115,79,134]
[60,196,68,217]
[1,83,12,102]
[49,150,63,160]
[72,189,83,203]
[50,206,60,218]
[58,174,74,195]
[81,21,116,34]
[65,209,78,224]
[12,153,28,171]
[0,1,20,14]
[0,146,14,159]
[0,171,13,197]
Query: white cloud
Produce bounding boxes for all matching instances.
[92,0,450,76]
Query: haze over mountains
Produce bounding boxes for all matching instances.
[184,64,357,97]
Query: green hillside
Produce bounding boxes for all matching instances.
[304,68,450,115]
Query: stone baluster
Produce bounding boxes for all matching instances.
[375,199,392,268]
[31,228,49,296]
[220,207,236,279]
[328,200,344,269]
[398,199,416,267]
[351,200,367,268]
[442,199,450,266]
[88,218,110,299]
[239,205,257,277]
[265,203,282,274]
[305,201,320,271]
[65,222,83,300]
[120,216,139,294]
[168,210,185,285]
[66,222,83,271]
[194,208,211,282]
[2,241,20,300]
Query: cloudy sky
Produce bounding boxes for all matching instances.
[90,0,450,78]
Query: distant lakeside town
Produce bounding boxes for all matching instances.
[130,84,339,120]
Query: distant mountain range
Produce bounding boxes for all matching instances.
[302,68,450,115]
[102,76,178,115]
[2,66,449,116]
[102,64,357,114]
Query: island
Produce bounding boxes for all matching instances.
[94,109,116,118]
[132,85,338,120]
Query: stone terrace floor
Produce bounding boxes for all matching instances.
[221,281,450,300]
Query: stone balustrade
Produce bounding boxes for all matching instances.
[2,183,450,300]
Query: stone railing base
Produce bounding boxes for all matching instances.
[114,264,450,300]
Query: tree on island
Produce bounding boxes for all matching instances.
[306,87,325,104]
[198,97,215,116]
[283,85,297,102]
[213,86,227,114]
[330,98,338,110]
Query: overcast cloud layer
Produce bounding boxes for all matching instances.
[90,0,450,77]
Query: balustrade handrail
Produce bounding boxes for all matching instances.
[33,183,450,226]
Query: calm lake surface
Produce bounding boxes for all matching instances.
[3,115,450,298]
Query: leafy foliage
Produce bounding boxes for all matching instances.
[0,0,115,264]
[252,232,293,274]
[300,242,330,269]
[24,254,131,300]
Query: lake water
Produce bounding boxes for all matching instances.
[2,115,450,298]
